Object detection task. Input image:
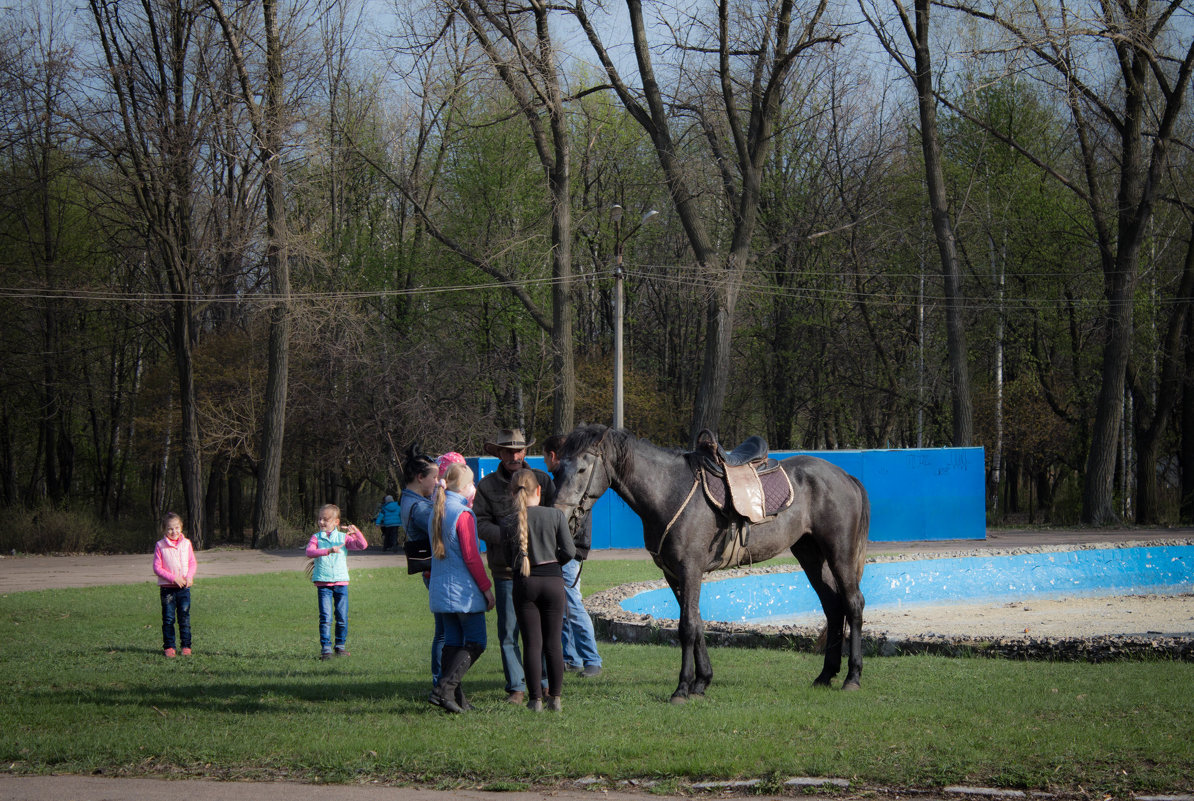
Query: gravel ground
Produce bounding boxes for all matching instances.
[582,536,1194,660]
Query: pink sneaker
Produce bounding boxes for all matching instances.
[181,647,192,656]
[164,648,176,658]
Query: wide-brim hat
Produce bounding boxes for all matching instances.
[483,428,535,457]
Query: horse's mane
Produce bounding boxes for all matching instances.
[560,424,638,475]
[562,424,693,476]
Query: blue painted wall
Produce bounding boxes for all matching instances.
[470,446,986,549]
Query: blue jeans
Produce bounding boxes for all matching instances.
[316,585,349,653]
[160,586,191,650]
[561,560,602,667]
[493,578,525,692]
[440,611,487,648]
[423,574,445,685]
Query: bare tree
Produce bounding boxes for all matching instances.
[1129,224,1194,522]
[572,0,841,444]
[0,4,78,505]
[937,0,1194,522]
[859,0,974,447]
[208,0,292,546]
[86,0,219,544]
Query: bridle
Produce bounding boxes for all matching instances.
[563,428,611,537]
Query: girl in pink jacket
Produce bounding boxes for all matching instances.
[152,512,196,657]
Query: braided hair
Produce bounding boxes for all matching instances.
[508,469,540,577]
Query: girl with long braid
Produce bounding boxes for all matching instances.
[500,468,575,711]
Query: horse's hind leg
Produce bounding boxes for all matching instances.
[822,544,866,691]
[837,568,865,691]
[791,538,845,688]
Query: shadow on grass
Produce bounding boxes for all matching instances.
[34,652,512,715]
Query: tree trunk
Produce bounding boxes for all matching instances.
[1131,229,1194,523]
[911,0,972,447]
[252,0,289,549]
[229,466,245,542]
[173,308,206,549]
[690,277,739,444]
[1182,313,1194,523]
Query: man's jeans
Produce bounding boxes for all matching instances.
[493,578,526,692]
[561,560,602,667]
[160,586,191,650]
[316,584,349,653]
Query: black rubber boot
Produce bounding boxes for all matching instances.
[453,643,484,711]
[431,645,474,714]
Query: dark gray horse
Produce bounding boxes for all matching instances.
[554,424,869,703]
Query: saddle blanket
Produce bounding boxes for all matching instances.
[700,464,793,520]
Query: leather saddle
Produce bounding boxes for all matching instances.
[694,430,792,524]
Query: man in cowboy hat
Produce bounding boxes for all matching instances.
[473,428,556,704]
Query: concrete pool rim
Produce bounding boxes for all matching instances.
[583,539,1194,662]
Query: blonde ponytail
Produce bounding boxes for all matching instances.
[432,463,475,561]
[509,469,538,577]
[431,481,447,560]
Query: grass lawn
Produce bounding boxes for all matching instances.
[1,559,1191,796]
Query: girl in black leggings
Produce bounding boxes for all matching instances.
[501,468,575,711]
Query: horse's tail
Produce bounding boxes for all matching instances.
[850,475,870,583]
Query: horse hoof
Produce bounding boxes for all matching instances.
[669,693,689,705]
[842,681,861,692]
[812,678,833,689]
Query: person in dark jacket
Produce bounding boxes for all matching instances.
[501,468,574,711]
[400,444,440,694]
[543,434,603,677]
[472,428,555,705]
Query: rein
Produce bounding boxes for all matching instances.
[568,428,698,579]
[648,470,700,561]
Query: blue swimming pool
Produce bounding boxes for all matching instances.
[619,545,1194,625]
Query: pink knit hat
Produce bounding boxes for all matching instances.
[437,451,466,478]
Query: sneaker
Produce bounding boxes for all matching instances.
[546,695,563,712]
[565,662,583,673]
[163,647,176,658]
[181,647,192,656]
[334,647,350,657]
[526,697,543,712]
[579,664,603,678]
[320,651,333,661]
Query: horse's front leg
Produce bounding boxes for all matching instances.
[666,568,709,703]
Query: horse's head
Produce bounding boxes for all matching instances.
[553,424,615,538]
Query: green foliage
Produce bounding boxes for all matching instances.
[1,563,1192,795]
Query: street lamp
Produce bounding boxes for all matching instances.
[611,205,659,430]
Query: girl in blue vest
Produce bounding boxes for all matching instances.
[428,463,495,713]
[305,504,368,659]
